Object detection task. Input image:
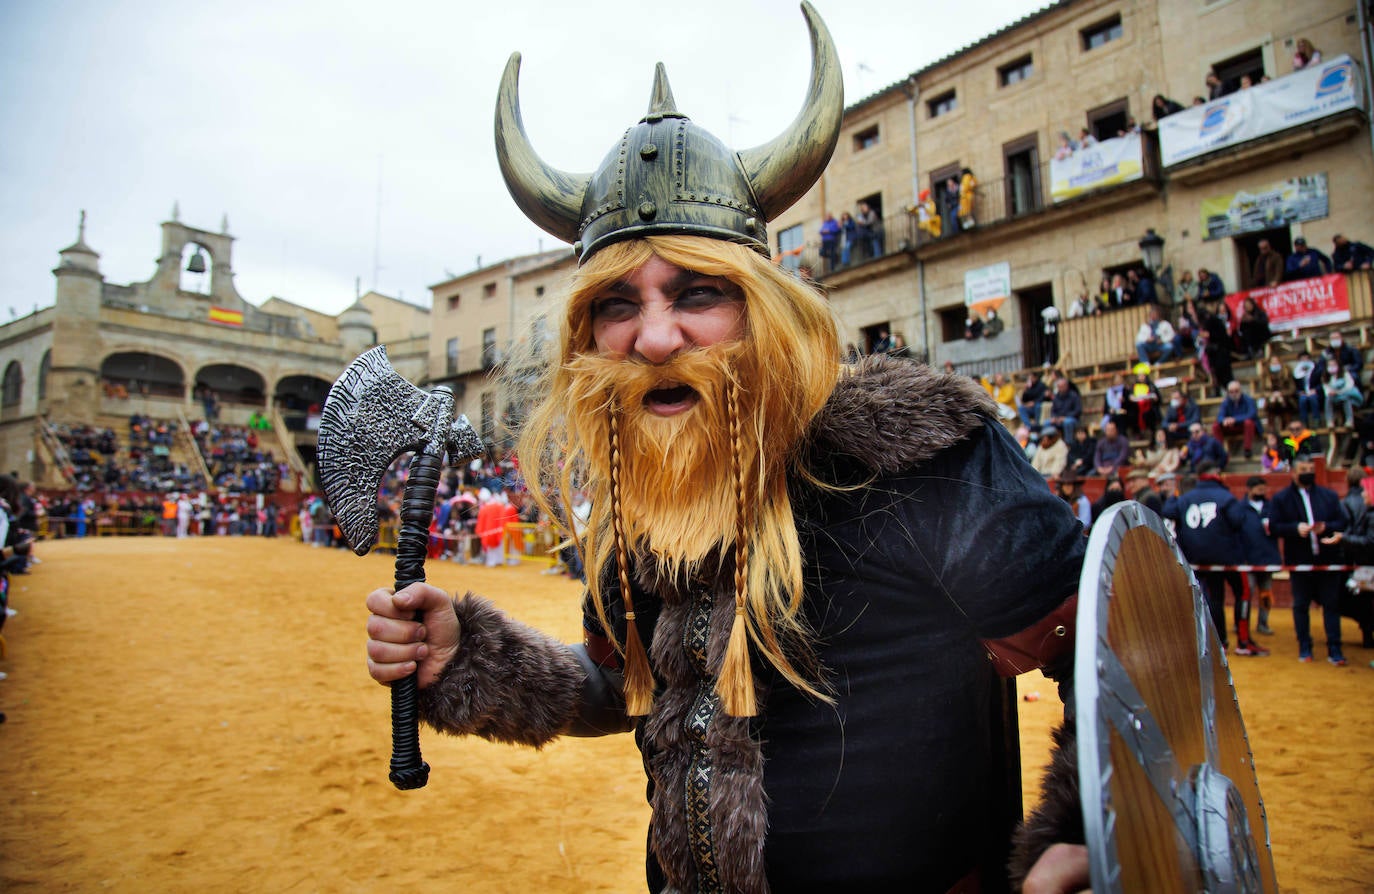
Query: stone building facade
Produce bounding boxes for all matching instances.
[0,212,429,486]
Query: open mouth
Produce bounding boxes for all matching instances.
[644,383,700,416]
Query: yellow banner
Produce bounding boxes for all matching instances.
[208,306,243,327]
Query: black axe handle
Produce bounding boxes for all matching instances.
[387,444,444,790]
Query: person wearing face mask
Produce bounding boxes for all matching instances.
[1322,361,1362,429]
[1322,332,1362,381]
[1244,476,1282,636]
[1269,456,1349,664]
[1291,350,1325,430]
[1320,469,1374,650]
[1163,387,1201,446]
[1056,470,1092,529]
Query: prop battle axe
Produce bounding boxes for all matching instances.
[316,345,484,790]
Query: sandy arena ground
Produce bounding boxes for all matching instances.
[1,536,1371,892]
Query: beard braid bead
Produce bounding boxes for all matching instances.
[718,377,757,716]
[609,405,656,716]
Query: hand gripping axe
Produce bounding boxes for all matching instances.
[316,345,484,789]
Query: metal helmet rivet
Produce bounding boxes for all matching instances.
[638,202,657,220]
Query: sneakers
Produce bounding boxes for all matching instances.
[1299,651,1313,663]
[1233,641,1270,656]
[1256,624,1275,636]
[1329,654,1348,667]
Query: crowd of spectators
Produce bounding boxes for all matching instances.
[192,420,284,494]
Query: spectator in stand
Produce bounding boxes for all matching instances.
[1322,331,1363,381]
[1163,387,1202,445]
[1174,269,1198,304]
[1126,364,1162,437]
[1151,94,1184,120]
[1078,127,1097,148]
[838,211,857,266]
[941,178,960,239]
[1332,233,1374,271]
[1093,420,1131,477]
[1056,470,1093,530]
[1205,69,1227,100]
[1053,131,1077,161]
[1017,371,1047,428]
[958,168,977,230]
[980,372,1017,420]
[1196,268,1226,304]
[1164,460,1272,655]
[1198,308,1233,397]
[1283,419,1322,463]
[1261,356,1298,433]
[1269,454,1348,664]
[1090,477,1126,524]
[963,314,984,340]
[1214,380,1262,459]
[1236,296,1272,358]
[1292,351,1325,429]
[1134,428,1181,479]
[1284,236,1332,280]
[1251,239,1284,287]
[1065,425,1096,478]
[818,213,840,272]
[1172,311,1197,358]
[1031,425,1068,479]
[1322,360,1361,429]
[1101,373,1129,433]
[1066,291,1097,319]
[1184,422,1229,472]
[851,204,872,263]
[1048,376,1082,442]
[1104,273,1131,309]
[1291,38,1321,71]
[857,200,883,260]
[1260,432,1289,474]
[1129,268,1157,305]
[1135,305,1177,365]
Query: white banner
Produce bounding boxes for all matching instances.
[964,262,1011,313]
[1049,133,1144,202]
[1160,55,1362,167]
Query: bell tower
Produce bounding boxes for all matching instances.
[47,211,105,422]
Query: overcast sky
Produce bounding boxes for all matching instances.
[0,0,1051,319]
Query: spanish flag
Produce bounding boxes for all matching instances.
[209,306,244,327]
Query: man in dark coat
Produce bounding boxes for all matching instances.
[1165,462,1271,654]
[1284,236,1333,281]
[1243,476,1282,635]
[1269,456,1349,664]
[1332,233,1374,271]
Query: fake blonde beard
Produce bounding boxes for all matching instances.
[564,344,753,570]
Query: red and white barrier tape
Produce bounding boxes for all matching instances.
[1191,564,1355,572]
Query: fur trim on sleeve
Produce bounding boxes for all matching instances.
[808,355,997,474]
[1008,719,1085,889]
[417,593,583,747]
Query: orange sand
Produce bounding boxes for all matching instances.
[0,537,1370,892]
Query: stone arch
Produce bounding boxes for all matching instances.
[273,374,331,413]
[195,363,267,408]
[2,361,22,408]
[100,351,187,398]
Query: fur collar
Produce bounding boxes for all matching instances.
[805,355,997,475]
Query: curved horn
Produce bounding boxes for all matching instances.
[736,2,844,218]
[494,53,590,245]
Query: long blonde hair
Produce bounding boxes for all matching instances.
[518,236,842,712]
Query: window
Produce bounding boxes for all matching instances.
[1212,48,1265,94]
[483,282,497,299]
[1081,15,1122,51]
[2,361,21,407]
[998,55,1033,87]
[445,337,460,375]
[927,90,957,119]
[938,306,968,343]
[447,294,460,311]
[480,391,495,443]
[1086,98,1130,142]
[777,224,804,272]
[853,125,880,151]
[930,163,962,222]
[481,328,498,368]
[1003,134,1042,217]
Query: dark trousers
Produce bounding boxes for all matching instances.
[1290,571,1345,657]
[1197,571,1249,647]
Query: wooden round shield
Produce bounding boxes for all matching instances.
[1075,502,1277,893]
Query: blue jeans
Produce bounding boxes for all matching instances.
[1136,340,1176,365]
[1053,416,1078,441]
[1018,401,1042,428]
[1297,392,1322,428]
[1291,571,1345,657]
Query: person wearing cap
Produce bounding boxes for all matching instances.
[363,8,1088,891]
[1284,236,1333,281]
[1126,467,1164,515]
[1332,233,1374,271]
[1055,470,1092,529]
[1163,461,1272,655]
[1032,424,1068,478]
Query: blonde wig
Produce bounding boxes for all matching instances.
[518,236,842,713]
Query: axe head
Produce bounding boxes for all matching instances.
[316,346,484,555]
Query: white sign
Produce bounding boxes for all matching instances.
[1160,56,1363,167]
[964,262,1011,310]
[1050,133,1144,202]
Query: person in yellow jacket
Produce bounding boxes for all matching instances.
[958,167,977,229]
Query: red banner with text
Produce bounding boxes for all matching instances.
[1224,274,1349,333]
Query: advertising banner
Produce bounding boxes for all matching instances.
[1049,133,1144,202]
[1200,174,1329,240]
[1160,55,1362,167]
[1223,274,1350,333]
[965,262,1010,317]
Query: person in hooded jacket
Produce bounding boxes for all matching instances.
[1321,469,1374,649]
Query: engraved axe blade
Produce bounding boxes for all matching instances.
[316,346,484,555]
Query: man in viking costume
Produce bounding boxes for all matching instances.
[366,5,1087,890]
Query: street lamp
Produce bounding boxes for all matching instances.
[1138,228,1165,273]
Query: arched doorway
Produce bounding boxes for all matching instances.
[100,352,186,399]
[195,364,266,420]
[2,361,23,418]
